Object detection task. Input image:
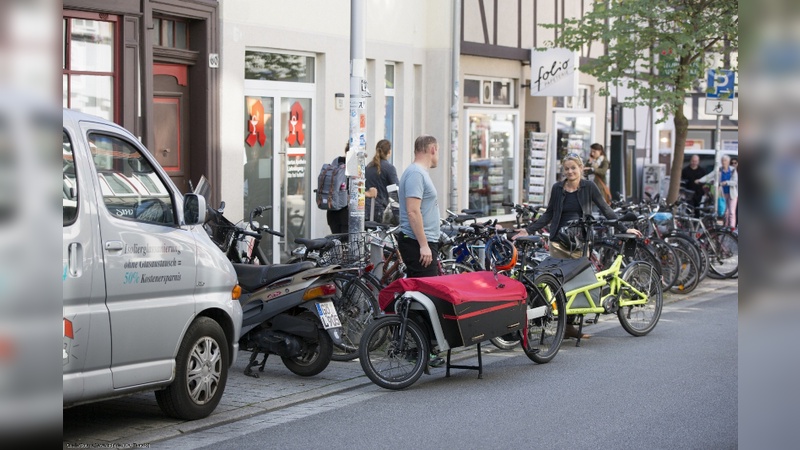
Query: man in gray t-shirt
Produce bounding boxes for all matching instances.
[398,135,441,278]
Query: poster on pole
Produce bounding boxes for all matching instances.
[529,48,579,97]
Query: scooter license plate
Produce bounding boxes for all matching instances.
[315,301,342,329]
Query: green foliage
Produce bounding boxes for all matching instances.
[543,0,738,120]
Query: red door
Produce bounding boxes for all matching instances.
[154,63,190,193]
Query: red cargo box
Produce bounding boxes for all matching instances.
[379,272,528,348]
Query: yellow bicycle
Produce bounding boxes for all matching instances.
[533,214,663,346]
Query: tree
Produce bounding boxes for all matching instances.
[545,0,738,203]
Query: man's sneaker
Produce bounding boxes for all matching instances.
[429,354,445,368]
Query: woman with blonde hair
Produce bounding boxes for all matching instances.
[514,153,642,339]
[365,139,399,222]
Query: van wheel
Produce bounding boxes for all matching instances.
[156,317,229,420]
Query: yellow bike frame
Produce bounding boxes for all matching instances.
[559,254,649,317]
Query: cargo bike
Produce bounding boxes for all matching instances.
[358,271,566,390]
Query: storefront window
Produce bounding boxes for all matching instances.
[244,51,315,83]
[63,13,117,121]
[555,114,594,181]
[464,77,513,106]
[385,64,395,150]
[467,113,517,216]
[553,85,591,110]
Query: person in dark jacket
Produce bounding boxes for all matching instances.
[513,152,642,339]
[365,139,399,222]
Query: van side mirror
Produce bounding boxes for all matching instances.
[183,193,206,225]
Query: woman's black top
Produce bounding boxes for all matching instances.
[365,159,399,221]
[525,179,628,235]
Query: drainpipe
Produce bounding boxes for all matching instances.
[449,0,461,212]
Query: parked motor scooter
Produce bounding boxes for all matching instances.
[234,258,346,378]
[196,177,346,378]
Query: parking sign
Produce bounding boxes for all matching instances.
[706,69,735,99]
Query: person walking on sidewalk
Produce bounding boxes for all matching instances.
[585,143,612,205]
[325,142,377,234]
[365,139,399,222]
[513,152,642,339]
[697,154,738,229]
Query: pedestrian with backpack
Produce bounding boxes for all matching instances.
[317,142,376,234]
[365,139,399,222]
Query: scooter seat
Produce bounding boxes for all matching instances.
[233,261,316,292]
[536,256,592,283]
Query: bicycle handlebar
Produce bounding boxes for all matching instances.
[247,205,285,238]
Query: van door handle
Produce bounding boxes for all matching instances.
[105,241,124,252]
[68,242,82,277]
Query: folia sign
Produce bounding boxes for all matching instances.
[530,48,578,97]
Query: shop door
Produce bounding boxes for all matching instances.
[244,94,312,263]
[154,64,191,193]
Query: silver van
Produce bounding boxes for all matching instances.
[63,109,242,420]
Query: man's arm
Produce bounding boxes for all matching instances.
[405,196,433,266]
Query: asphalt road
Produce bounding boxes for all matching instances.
[141,290,738,450]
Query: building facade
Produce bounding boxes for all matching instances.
[65,0,730,263]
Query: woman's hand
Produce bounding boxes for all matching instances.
[626,228,643,238]
[512,229,528,240]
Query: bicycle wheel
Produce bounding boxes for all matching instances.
[521,273,566,364]
[439,260,474,275]
[489,335,520,350]
[668,245,701,294]
[648,238,679,291]
[617,261,663,336]
[707,229,738,278]
[329,274,380,361]
[359,315,428,390]
[590,241,621,271]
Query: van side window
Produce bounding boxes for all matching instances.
[88,133,175,225]
[63,131,79,225]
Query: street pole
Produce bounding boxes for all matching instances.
[348,0,368,238]
[449,0,461,212]
[714,113,721,218]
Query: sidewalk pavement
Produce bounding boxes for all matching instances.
[62,277,738,447]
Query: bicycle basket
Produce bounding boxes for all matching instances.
[204,210,236,252]
[317,233,369,268]
[650,212,674,234]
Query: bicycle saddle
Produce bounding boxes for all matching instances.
[233,261,316,292]
[295,237,335,251]
[454,214,478,224]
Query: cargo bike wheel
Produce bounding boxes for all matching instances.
[618,261,663,336]
[521,273,566,364]
[359,315,429,390]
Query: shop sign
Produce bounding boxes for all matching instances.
[530,48,578,97]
